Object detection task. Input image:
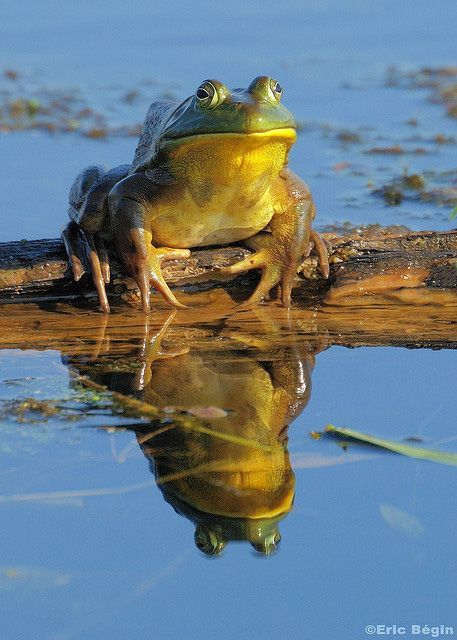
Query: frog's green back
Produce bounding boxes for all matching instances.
[130,99,179,174]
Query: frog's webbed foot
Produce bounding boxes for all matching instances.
[125,228,190,313]
[221,230,330,307]
[220,233,299,307]
[62,221,111,313]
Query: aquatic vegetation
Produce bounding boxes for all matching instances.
[0,68,172,138]
[385,65,457,119]
[315,424,457,467]
[373,170,457,209]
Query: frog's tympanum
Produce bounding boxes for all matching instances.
[66,316,321,555]
[63,77,329,312]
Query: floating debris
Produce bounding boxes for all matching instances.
[373,170,457,208]
[0,398,59,423]
[385,65,457,120]
[0,68,175,139]
[365,145,427,155]
[379,504,425,536]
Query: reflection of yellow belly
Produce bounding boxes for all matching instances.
[144,355,295,519]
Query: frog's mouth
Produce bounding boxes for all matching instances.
[161,127,297,147]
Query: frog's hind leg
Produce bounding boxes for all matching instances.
[307,230,330,279]
[62,221,111,313]
[63,164,130,313]
[221,199,311,308]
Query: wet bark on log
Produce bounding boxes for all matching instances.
[0,227,456,306]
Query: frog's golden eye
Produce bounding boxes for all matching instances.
[195,81,219,108]
[270,79,283,101]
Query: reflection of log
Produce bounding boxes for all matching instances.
[0,227,456,309]
[0,289,455,351]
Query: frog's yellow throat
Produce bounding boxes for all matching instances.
[164,128,297,187]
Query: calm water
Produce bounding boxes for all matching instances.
[1,2,456,639]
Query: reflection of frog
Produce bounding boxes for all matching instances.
[67,314,323,555]
[62,77,329,312]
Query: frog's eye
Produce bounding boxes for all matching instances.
[270,79,283,101]
[195,81,219,108]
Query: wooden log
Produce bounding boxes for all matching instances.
[0,227,456,310]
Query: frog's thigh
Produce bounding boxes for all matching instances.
[223,173,313,306]
[108,175,189,311]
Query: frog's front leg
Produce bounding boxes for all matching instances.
[108,173,190,312]
[222,169,329,306]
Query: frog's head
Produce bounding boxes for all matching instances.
[160,76,297,147]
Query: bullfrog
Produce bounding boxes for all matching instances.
[63,76,329,312]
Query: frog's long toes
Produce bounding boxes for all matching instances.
[62,225,86,281]
[101,264,110,284]
[279,262,297,307]
[92,271,110,313]
[136,269,151,313]
[98,297,111,314]
[222,252,265,276]
[243,273,275,306]
[151,275,187,309]
[71,256,85,282]
[281,282,292,307]
[310,230,330,279]
[94,236,111,284]
[84,241,110,313]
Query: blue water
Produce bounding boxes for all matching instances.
[0,344,455,640]
[1,2,456,639]
[1,0,456,241]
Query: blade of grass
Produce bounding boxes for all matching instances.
[321,424,457,467]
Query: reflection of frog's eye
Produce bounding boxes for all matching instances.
[270,79,283,101]
[195,82,219,108]
[194,526,227,555]
[251,531,281,555]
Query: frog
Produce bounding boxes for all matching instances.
[62,76,329,312]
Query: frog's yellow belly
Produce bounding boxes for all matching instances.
[149,186,275,248]
[147,132,291,247]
